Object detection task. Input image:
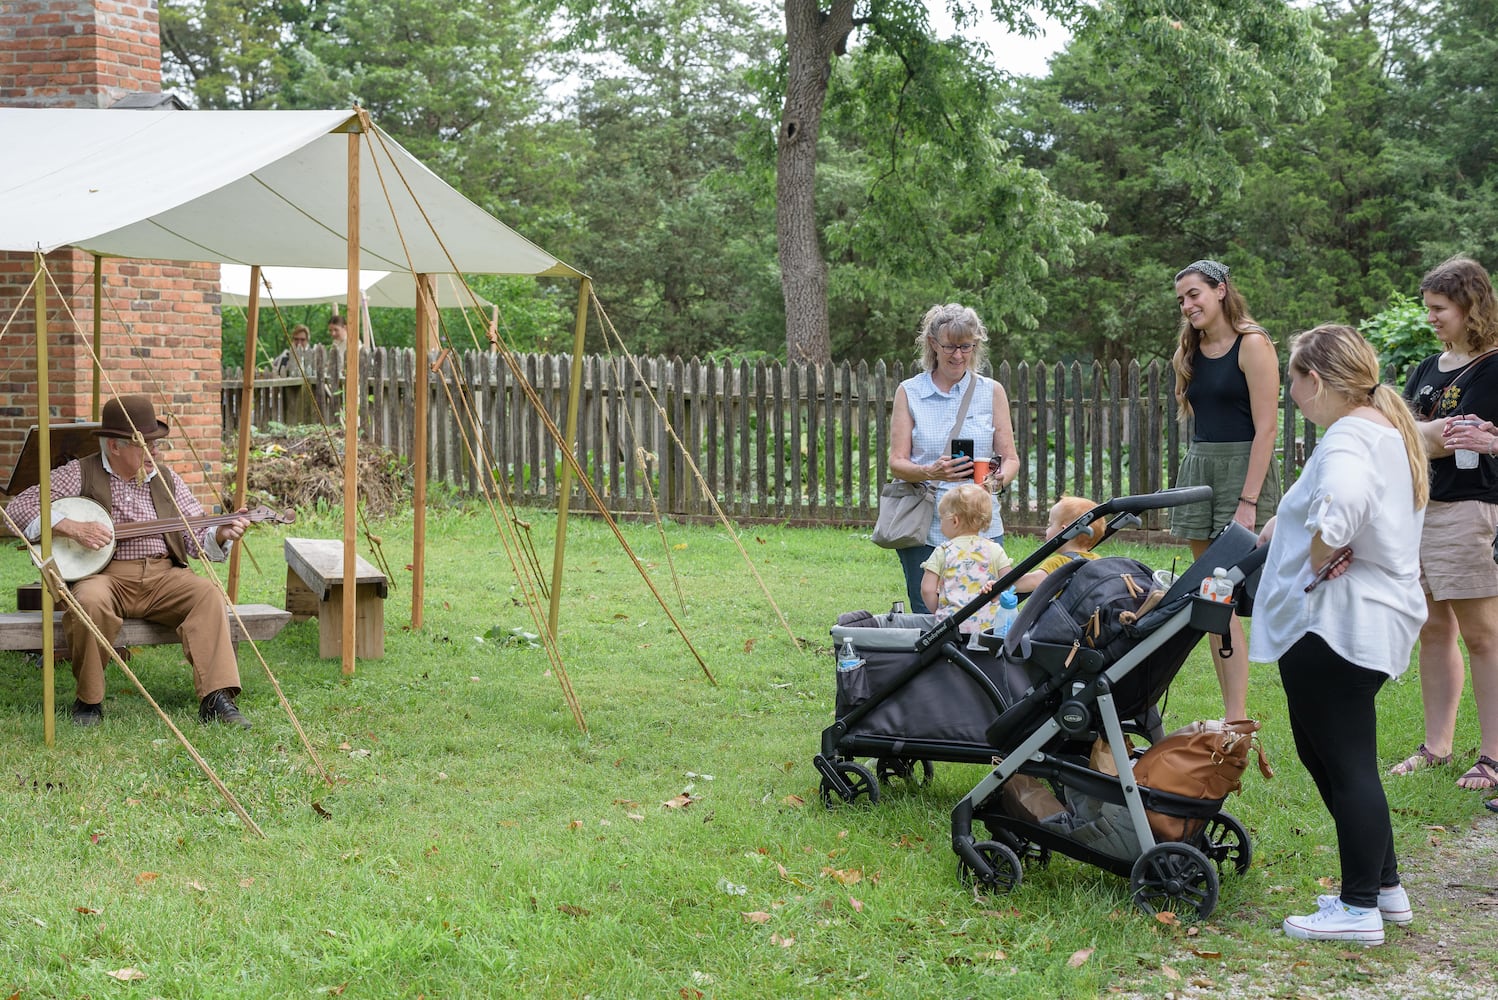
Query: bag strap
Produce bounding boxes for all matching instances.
[1448,348,1498,406]
[945,374,981,449]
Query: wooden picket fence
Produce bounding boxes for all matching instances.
[223,346,1317,533]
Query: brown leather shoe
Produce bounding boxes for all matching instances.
[199,689,251,727]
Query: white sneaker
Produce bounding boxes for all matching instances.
[1314,884,1413,926]
[1284,898,1384,945]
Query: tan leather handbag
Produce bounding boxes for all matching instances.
[1131,719,1274,841]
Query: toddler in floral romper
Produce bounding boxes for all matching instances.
[920,483,1013,638]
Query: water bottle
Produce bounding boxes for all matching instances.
[1199,567,1232,603]
[993,588,1020,638]
[837,637,864,673]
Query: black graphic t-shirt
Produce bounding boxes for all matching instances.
[1404,353,1498,503]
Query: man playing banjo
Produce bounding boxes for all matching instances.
[7,395,252,728]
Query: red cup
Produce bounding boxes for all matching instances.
[972,458,991,487]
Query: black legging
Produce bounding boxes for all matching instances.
[1278,632,1399,909]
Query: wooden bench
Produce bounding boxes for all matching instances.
[283,537,387,659]
[0,603,292,655]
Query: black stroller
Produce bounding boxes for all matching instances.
[816,488,1267,918]
[815,487,1211,806]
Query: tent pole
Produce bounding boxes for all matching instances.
[342,124,362,676]
[547,276,591,638]
[91,256,102,420]
[228,265,261,602]
[411,273,435,630]
[34,253,55,746]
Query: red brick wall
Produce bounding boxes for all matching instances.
[0,1,223,497]
[0,0,162,107]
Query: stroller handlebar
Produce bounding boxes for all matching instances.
[1099,486,1213,516]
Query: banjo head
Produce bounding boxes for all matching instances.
[49,496,115,581]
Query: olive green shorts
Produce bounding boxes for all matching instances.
[1169,440,1281,540]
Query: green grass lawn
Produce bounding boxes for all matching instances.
[0,505,1493,997]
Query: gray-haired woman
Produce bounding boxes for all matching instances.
[886,304,1020,613]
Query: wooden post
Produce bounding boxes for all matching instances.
[342,122,363,676]
[91,257,103,420]
[34,253,55,746]
[411,272,435,629]
[547,276,590,638]
[228,265,261,602]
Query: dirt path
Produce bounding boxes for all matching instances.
[1129,818,1498,999]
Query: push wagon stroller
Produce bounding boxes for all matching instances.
[814,487,1212,807]
[948,517,1270,919]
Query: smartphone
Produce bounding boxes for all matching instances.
[949,438,975,461]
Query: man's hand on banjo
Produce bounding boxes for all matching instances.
[214,510,251,546]
[55,517,114,550]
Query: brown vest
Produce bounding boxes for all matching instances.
[77,453,190,566]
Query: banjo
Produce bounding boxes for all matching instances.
[47,496,296,581]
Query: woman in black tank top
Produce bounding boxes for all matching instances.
[1168,259,1282,722]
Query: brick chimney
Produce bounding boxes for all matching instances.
[0,0,221,495]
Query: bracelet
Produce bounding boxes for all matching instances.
[1238,496,1257,505]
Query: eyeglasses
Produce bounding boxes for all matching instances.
[935,341,977,356]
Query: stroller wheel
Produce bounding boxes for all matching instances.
[956,840,1023,894]
[876,757,934,790]
[1198,811,1252,876]
[1130,842,1219,920]
[819,760,880,808]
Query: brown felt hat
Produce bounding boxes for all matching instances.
[95,394,169,441]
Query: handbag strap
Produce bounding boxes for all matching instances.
[1446,348,1498,410]
[944,374,981,452]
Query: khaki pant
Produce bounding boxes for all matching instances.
[65,557,240,705]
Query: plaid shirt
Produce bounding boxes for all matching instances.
[7,452,225,562]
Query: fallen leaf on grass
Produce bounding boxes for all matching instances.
[1189,977,1216,988]
[769,932,794,948]
[848,896,863,913]
[1154,911,1179,926]
[135,872,160,886]
[1316,876,1336,890]
[568,820,584,830]
[980,949,1007,961]
[327,984,348,996]
[743,638,756,654]
[627,813,644,822]
[312,802,333,820]
[239,878,255,888]
[75,906,99,915]
[782,794,805,808]
[186,881,208,892]
[557,903,591,918]
[1161,964,1180,981]
[679,989,703,1000]
[741,911,772,924]
[775,863,811,888]
[106,968,146,982]
[1191,948,1221,959]
[663,793,696,809]
[1068,947,1094,968]
[822,867,862,885]
[613,798,641,809]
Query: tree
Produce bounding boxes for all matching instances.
[557,1,1330,363]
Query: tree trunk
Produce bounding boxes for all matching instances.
[777,1,856,365]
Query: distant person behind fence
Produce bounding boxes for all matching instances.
[272,324,310,376]
[886,304,1020,614]
[327,313,347,348]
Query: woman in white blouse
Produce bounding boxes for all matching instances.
[1249,324,1428,946]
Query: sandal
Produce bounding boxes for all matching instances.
[1457,755,1498,791]
[1388,743,1454,776]
[1486,798,1498,814]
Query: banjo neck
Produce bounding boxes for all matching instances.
[105,510,251,543]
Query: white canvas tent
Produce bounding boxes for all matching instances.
[220,265,490,310]
[0,107,594,740]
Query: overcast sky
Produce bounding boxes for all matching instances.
[926,7,1070,77]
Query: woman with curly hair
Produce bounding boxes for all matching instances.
[1169,260,1282,722]
[887,304,1021,613]
[1392,256,1498,794]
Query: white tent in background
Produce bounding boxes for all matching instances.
[0,107,595,738]
[220,265,492,310]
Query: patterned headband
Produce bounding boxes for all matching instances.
[1175,259,1230,285]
